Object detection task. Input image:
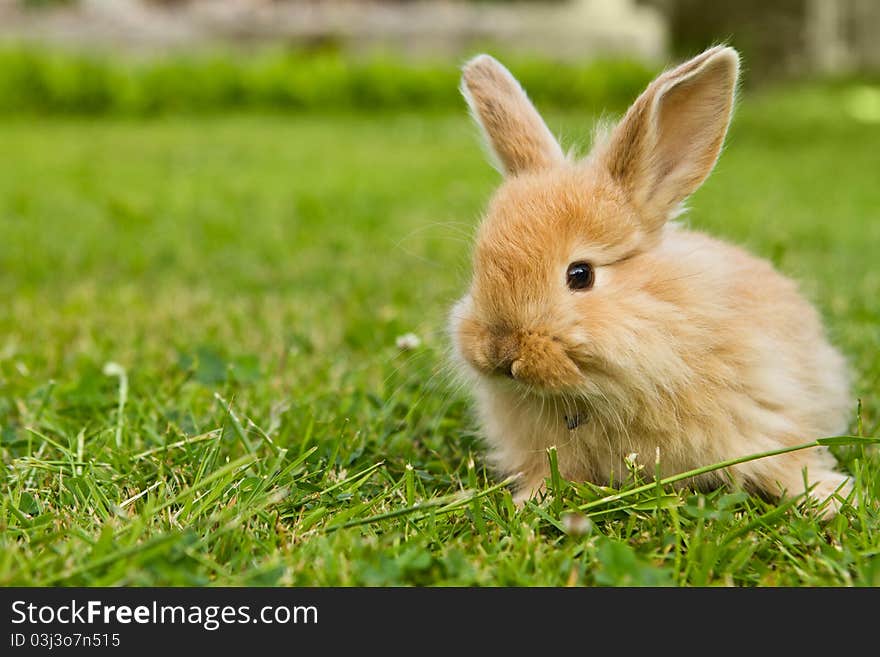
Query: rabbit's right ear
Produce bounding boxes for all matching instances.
[461,55,564,176]
[599,46,739,233]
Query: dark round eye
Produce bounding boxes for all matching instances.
[566,261,594,291]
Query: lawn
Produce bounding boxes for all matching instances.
[1,83,879,586]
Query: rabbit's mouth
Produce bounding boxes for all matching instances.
[488,371,591,408]
[458,328,585,392]
[483,357,584,396]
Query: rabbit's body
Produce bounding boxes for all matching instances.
[457,217,850,502]
[451,47,853,513]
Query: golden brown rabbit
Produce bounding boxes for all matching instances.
[449,46,852,515]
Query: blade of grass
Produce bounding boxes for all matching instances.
[323,474,519,532]
[132,429,222,460]
[577,435,879,514]
[102,362,128,448]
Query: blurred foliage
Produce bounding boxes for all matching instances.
[659,0,808,82]
[18,0,78,8]
[0,46,655,115]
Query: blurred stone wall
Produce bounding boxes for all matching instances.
[0,0,668,62]
[3,0,878,79]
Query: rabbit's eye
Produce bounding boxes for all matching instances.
[566,262,594,291]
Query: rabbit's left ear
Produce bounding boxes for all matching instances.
[461,55,565,176]
[600,46,739,232]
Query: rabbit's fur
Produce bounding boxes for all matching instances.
[450,46,852,515]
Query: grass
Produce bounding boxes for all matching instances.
[1,82,879,586]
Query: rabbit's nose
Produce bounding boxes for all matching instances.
[489,332,520,378]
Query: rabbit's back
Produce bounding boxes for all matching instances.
[657,225,851,442]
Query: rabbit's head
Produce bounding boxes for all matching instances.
[451,47,739,397]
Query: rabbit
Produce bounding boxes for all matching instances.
[448,45,854,517]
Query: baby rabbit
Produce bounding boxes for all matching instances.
[450,46,853,515]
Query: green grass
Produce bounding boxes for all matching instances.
[1,83,879,586]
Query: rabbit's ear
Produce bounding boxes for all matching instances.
[600,46,739,231]
[461,54,565,176]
